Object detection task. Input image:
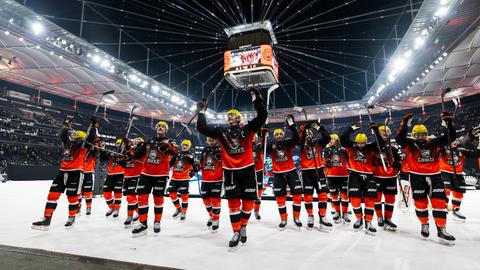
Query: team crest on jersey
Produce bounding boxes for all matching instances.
[174,160,184,172]
[332,154,343,167]
[62,149,73,161]
[147,149,160,164]
[418,149,434,163]
[305,145,318,160]
[228,138,245,155]
[275,149,288,162]
[204,156,215,170]
[354,150,366,163]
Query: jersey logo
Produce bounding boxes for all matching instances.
[62,149,73,162]
[174,160,184,172]
[418,149,434,163]
[275,149,288,162]
[305,145,317,160]
[147,150,160,164]
[332,154,343,167]
[354,150,366,164]
[227,138,245,155]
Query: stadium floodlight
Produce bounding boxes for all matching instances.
[152,85,160,92]
[414,36,425,49]
[435,7,448,17]
[100,59,111,68]
[4,31,9,35]
[443,52,448,57]
[31,22,44,35]
[92,54,101,64]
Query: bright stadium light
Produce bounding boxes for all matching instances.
[92,54,101,64]
[4,31,9,35]
[31,22,44,35]
[414,36,425,49]
[435,7,448,17]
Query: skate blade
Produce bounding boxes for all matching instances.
[343,220,351,224]
[439,238,455,246]
[365,230,376,236]
[124,224,132,229]
[354,227,363,232]
[384,226,397,232]
[334,220,342,224]
[31,225,49,231]
[294,226,302,231]
[211,229,219,234]
[132,231,148,238]
[306,226,314,231]
[278,227,287,231]
[65,225,74,230]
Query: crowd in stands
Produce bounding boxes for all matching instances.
[0,86,479,182]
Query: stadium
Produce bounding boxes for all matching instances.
[1,0,480,269]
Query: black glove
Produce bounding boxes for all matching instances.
[310,120,321,131]
[248,86,263,102]
[350,122,361,131]
[368,122,379,131]
[402,112,414,126]
[285,114,295,127]
[441,111,453,124]
[90,116,98,126]
[325,160,333,168]
[196,98,207,114]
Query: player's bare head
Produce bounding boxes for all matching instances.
[155,121,168,137]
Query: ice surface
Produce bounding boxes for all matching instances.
[1,181,479,270]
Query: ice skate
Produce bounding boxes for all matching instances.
[319,217,333,233]
[278,220,287,231]
[132,222,148,238]
[365,221,377,236]
[384,219,397,231]
[64,216,75,229]
[31,216,51,231]
[437,227,455,246]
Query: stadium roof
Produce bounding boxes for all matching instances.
[0,0,479,123]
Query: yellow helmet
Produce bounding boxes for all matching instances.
[227,109,243,123]
[412,124,428,135]
[182,139,192,147]
[156,121,169,130]
[116,139,123,145]
[379,126,391,134]
[75,130,86,140]
[330,134,340,141]
[135,137,144,143]
[274,128,284,136]
[354,133,367,143]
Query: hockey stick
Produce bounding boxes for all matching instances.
[86,90,115,136]
[120,105,139,154]
[262,84,280,165]
[441,88,458,180]
[366,105,388,171]
[293,106,308,122]
[174,77,225,140]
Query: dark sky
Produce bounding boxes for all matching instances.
[18,0,422,111]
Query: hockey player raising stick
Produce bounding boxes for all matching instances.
[372,125,401,231]
[266,116,303,231]
[169,139,197,221]
[340,123,379,235]
[196,86,267,249]
[100,139,125,218]
[252,131,266,220]
[121,137,144,228]
[440,133,480,221]
[131,121,179,237]
[395,112,456,245]
[323,134,350,224]
[32,116,93,230]
[297,120,332,231]
[200,137,223,231]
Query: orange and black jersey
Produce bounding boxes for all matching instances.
[439,147,480,174]
[135,137,178,177]
[59,127,87,171]
[340,127,376,174]
[123,146,145,178]
[266,125,299,174]
[100,151,125,175]
[200,145,223,182]
[83,149,97,173]
[372,139,401,178]
[196,99,267,170]
[323,145,349,177]
[253,139,264,172]
[395,122,456,175]
[297,123,330,170]
[171,150,196,180]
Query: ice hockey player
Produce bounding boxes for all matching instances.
[169,139,197,221]
[266,116,303,231]
[372,125,401,231]
[440,134,480,221]
[78,117,100,216]
[196,86,267,249]
[32,116,91,230]
[323,134,350,224]
[297,120,332,231]
[200,137,223,231]
[395,112,456,244]
[340,123,379,235]
[131,121,178,236]
[100,139,125,218]
[121,137,144,228]
[253,130,266,220]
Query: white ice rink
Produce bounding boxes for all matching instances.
[1,180,480,270]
